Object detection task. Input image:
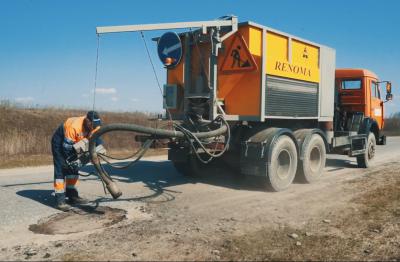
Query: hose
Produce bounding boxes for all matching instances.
[89,121,228,199]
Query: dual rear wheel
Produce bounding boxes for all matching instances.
[172,133,327,192]
[266,133,326,191]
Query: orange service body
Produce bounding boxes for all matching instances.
[167,24,263,117]
[166,22,327,120]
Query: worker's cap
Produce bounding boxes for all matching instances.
[86,110,101,128]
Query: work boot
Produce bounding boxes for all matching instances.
[68,196,90,205]
[56,202,71,212]
[66,188,89,205]
[55,193,71,212]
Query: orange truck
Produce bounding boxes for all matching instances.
[95,16,393,193]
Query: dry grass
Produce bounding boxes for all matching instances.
[0,101,166,168]
[383,113,400,136]
[219,165,400,261]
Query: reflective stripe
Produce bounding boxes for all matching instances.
[54,179,65,193]
[55,189,65,193]
[66,177,79,186]
[66,174,79,185]
[66,184,77,189]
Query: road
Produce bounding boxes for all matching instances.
[0,137,399,260]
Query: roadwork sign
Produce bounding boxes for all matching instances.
[157,32,182,67]
[221,34,257,73]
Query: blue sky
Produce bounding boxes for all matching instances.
[1,0,399,115]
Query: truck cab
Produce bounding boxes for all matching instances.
[335,68,392,145]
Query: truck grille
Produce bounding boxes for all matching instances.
[265,75,319,117]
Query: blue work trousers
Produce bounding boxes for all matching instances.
[51,125,79,201]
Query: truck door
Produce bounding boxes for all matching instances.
[339,79,364,112]
[369,80,383,129]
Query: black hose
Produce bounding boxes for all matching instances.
[90,123,227,140]
[89,122,228,199]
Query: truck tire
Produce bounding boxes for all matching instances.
[297,134,326,183]
[357,132,376,168]
[267,135,298,191]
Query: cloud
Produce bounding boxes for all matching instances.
[81,93,89,98]
[93,88,117,95]
[111,97,119,102]
[15,97,34,103]
[130,98,139,102]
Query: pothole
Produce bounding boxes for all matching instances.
[29,206,127,235]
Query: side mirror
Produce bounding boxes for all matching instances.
[386,93,393,101]
[386,82,392,94]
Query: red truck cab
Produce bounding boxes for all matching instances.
[335,68,392,144]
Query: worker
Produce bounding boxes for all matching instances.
[51,111,102,211]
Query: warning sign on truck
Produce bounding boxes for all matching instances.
[221,34,257,73]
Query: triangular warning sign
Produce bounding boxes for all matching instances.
[221,34,258,73]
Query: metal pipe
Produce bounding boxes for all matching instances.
[96,18,237,34]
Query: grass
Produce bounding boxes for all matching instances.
[219,164,400,261]
[0,101,167,169]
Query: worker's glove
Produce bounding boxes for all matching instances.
[96,144,107,156]
[68,159,82,173]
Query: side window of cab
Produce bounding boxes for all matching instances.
[341,79,362,90]
[370,81,380,99]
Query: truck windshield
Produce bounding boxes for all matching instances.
[341,79,361,90]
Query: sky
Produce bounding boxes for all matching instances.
[0,0,399,116]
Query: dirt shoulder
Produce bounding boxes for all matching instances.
[2,159,398,261]
[220,164,400,261]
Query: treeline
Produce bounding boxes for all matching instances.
[383,112,400,136]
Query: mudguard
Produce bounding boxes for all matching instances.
[240,127,297,176]
[294,129,329,160]
[358,117,385,145]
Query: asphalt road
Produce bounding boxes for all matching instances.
[0,137,399,249]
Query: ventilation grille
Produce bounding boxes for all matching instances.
[265,75,319,117]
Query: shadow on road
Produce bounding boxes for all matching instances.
[15,157,359,207]
[326,158,356,172]
[81,160,270,199]
[83,157,362,197]
[16,189,55,208]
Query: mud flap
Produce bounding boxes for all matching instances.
[239,127,297,177]
[349,135,367,157]
[240,142,268,176]
[168,142,190,162]
[378,135,386,145]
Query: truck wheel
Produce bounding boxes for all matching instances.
[357,132,376,168]
[297,134,326,183]
[267,135,298,191]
